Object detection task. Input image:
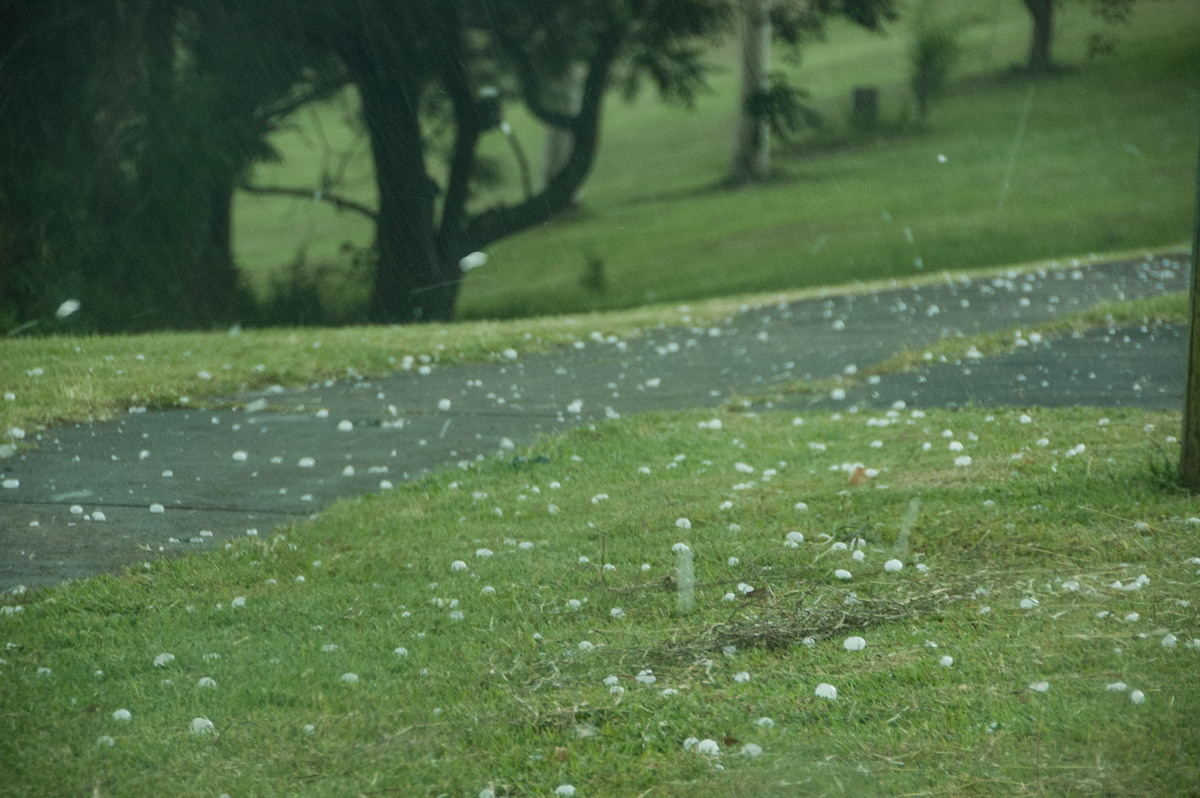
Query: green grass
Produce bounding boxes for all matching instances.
[3,406,1199,795]
[233,1,1200,322]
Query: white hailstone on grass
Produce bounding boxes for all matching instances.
[1130,690,1146,705]
[1028,681,1050,693]
[112,709,132,722]
[1162,634,1178,648]
[785,531,805,547]
[814,683,838,700]
[1062,580,1080,592]
[475,548,493,558]
[1124,612,1140,623]
[459,251,488,272]
[566,599,583,611]
[734,671,751,683]
[1020,598,1039,610]
[481,585,496,595]
[197,677,217,689]
[554,784,576,797]
[479,790,496,798]
[948,440,964,452]
[741,743,764,757]
[954,455,973,467]
[756,717,775,728]
[448,610,464,621]
[723,592,737,601]
[672,542,691,553]
[231,596,246,608]
[661,688,679,697]
[340,673,359,684]
[1106,682,1128,692]
[737,582,755,595]
[153,653,176,668]
[578,556,590,564]
[884,559,904,573]
[578,640,595,652]
[450,560,468,572]
[852,550,866,562]
[518,541,534,551]
[190,717,215,735]
[843,636,866,652]
[96,735,116,747]
[727,556,739,566]
[636,669,657,686]
[695,739,721,756]
[676,517,692,530]
[321,643,339,652]
[610,607,625,618]
[1019,414,1032,424]
[393,647,409,657]
[939,655,954,667]
[834,569,853,580]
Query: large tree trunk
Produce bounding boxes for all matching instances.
[355,67,457,323]
[730,0,772,184]
[188,177,245,323]
[1022,0,1055,74]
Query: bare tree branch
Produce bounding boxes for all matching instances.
[238,182,377,221]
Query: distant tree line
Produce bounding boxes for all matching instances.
[0,0,1133,332]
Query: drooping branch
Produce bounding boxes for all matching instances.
[491,26,577,131]
[462,24,624,252]
[238,181,377,221]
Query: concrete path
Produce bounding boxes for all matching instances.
[0,252,1189,591]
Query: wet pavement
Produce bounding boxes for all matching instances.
[0,252,1190,591]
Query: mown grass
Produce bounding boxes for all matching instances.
[234,1,1199,322]
[2,406,1198,796]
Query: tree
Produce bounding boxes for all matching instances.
[0,0,340,331]
[730,0,772,183]
[309,0,732,323]
[728,0,897,185]
[1020,0,1137,74]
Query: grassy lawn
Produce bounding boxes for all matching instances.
[233,1,1199,321]
[3,406,1198,795]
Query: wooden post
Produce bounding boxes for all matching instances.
[1181,132,1200,492]
[850,87,879,131]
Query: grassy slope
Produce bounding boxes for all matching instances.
[233,2,1199,320]
[2,407,1198,796]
